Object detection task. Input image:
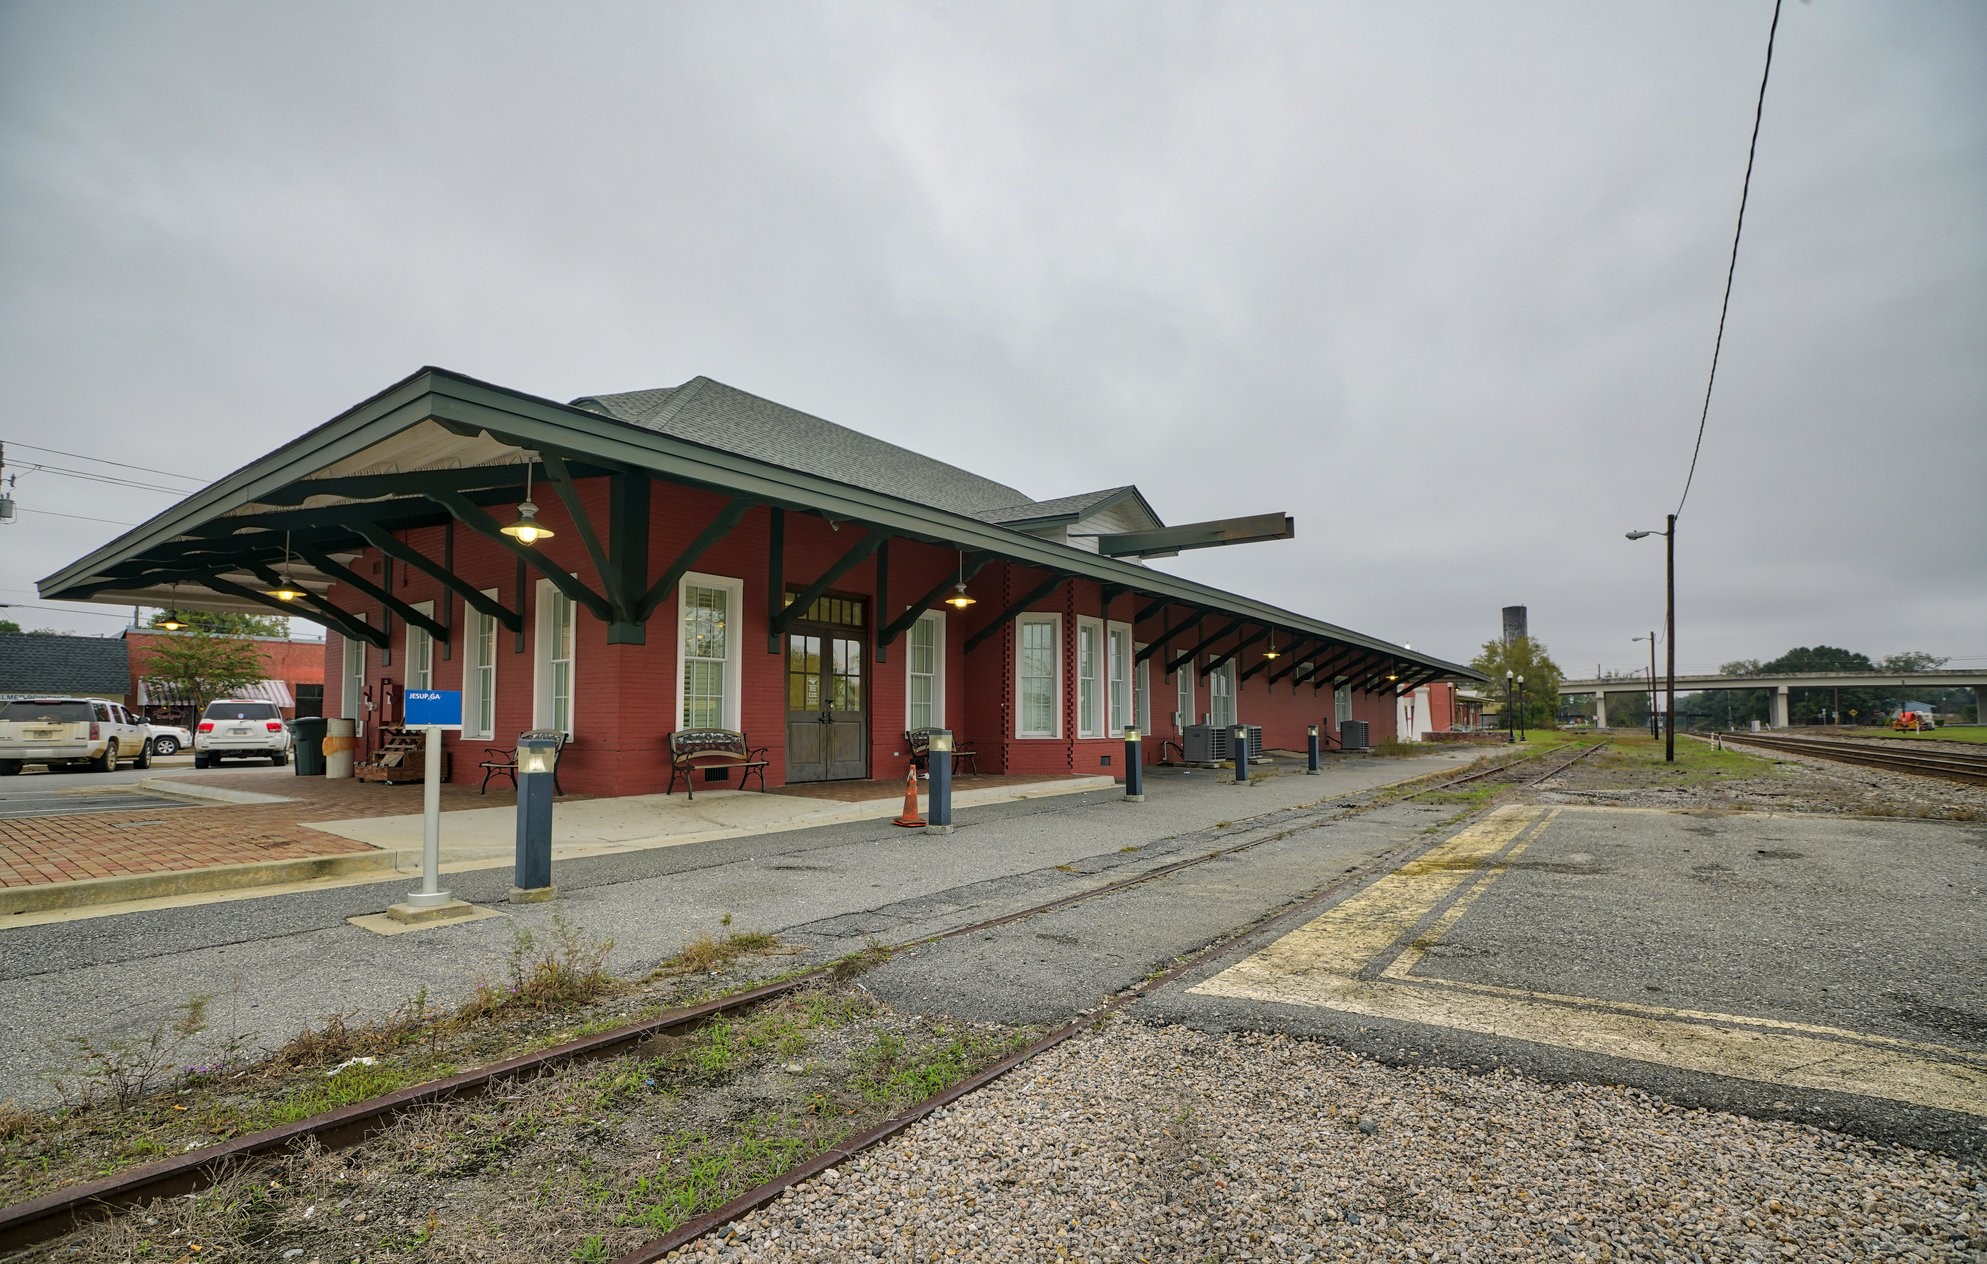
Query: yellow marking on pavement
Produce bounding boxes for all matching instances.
[1223,805,1546,985]
[1192,805,1987,1118]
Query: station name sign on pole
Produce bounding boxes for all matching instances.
[388,690,473,924]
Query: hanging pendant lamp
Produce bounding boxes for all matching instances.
[262,530,306,602]
[500,459,555,545]
[1263,631,1280,660]
[943,549,976,609]
[157,583,187,631]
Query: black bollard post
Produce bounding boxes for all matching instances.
[1232,724,1250,785]
[510,729,560,902]
[1124,726,1145,801]
[925,730,955,835]
[1307,724,1321,775]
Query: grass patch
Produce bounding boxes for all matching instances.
[1598,732,1772,782]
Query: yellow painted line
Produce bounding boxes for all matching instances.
[1191,804,1987,1118]
[1218,805,1546,986]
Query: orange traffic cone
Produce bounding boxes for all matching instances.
[891,762,926,828]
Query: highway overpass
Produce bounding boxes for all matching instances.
[1556,670,1986,729]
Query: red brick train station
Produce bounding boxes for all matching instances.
[41,368,1483,796]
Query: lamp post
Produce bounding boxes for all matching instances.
[1516,675,1527,742]
[1626,514,1677,763]
[1632,632,1658,738]
[1505,670,1515,744]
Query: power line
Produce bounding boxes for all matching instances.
[12,507,139,527]
[14,461,193,495]
[1676,0,1783,518]
[0,441,208,485]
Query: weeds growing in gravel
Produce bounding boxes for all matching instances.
[54,995,247,1112]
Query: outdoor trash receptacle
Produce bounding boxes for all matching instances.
[292,716,328,776]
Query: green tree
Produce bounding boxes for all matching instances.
[0,619,20,634]
[1469,635,1565,734]
[149,609,290,637]
[139,633,269,717]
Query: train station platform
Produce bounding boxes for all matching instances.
[0,767,1113,918]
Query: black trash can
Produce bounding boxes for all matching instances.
[292,716,328,776]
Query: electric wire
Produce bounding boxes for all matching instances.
[0,441,208,485]
[1676,0,1782,518]
[11,507,139,527]
[12,462,194,495]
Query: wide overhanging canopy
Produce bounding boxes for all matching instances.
[39,367,1484,686]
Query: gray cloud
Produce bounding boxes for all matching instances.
[2,0,1982,675]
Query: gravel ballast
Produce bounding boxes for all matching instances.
[667,1022,1985,1262]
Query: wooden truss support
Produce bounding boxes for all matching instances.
[293,546,448,643]
[1136,610,1203,665]
[354,524,522,633]
[1133,597,1170,625]
[878,553,992,652]
[1168,620,1244,676]
[540,456,652,643]
[637,498,753,620]
[1206,627,1269,675]
[202,575,384,647]
[766,508,783,653]
[965,573,1068,655]
[772,527,889,638]
[428,491,611,622]
[1266,638,1328,687]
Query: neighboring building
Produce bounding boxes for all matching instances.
[39,368,1484,796]
[123,629,326,723]
[1395,680,1471,741]
[0,632,131,701]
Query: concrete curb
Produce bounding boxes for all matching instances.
[134,777,298,806]
[0,849,395,916]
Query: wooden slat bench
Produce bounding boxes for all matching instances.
[666,729,770,800]
[478,730,569,795]
[905,728,977,775]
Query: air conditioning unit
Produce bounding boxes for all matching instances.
[1183,724,1264,764]
[1340,719,1370,752]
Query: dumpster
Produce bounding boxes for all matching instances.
[292,716,328,776]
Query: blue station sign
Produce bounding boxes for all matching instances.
[403,690,464,729]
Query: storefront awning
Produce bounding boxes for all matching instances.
[138,678,294,709]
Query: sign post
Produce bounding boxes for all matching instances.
[388,689,470,923]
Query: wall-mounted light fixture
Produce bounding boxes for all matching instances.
[500,459,555,546]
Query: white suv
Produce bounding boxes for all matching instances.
[193,700,293,767]
[0,698,154,775]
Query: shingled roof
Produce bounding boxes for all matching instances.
[0,632,131,696]
[573,378,1057,522]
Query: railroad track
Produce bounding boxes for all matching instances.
[1718,730,1987,787]
[0,742,1590,1257]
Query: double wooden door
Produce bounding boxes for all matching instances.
[786,621,867,782]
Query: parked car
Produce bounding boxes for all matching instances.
[0,698,153,775]
[147,723,195,756]
[193,700,292,767]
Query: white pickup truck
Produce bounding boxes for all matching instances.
[0,697,154,775]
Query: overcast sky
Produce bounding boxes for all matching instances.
[2,1,1982,678]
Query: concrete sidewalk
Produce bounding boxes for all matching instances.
[0,769,1115,918]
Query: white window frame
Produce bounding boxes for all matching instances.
[404,601,435,692]
[1076,616,1104,738]
[675,571,743,731]
[1134,642,1151,735]
[463,589,497,740]
[1209,660,1238,730]
[1176,662,1194,731]
[1335,682,1354,726]
[1106,621,1132,736]
[341,627,366,721]
[533,578,577,736]
[1015,613,1062,739]
[905,610,945,731]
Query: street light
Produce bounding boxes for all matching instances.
[1516,674,1527,742]
[1505,669,1515,744]
[1631,632,1658,738]
[1625,514,1676,763]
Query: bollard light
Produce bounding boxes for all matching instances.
[1306,723,1321,775]
[1232,724,1251,785]
[924,729,956,834]
[511,730,561,902]
[1123,726,1145,802]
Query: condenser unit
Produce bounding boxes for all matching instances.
[1182,723,1264,765]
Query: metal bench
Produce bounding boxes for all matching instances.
[905,728,976,775]
[479,729,569,795]
[666,728,770,800]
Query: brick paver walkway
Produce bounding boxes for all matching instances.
[0,772,521,888]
